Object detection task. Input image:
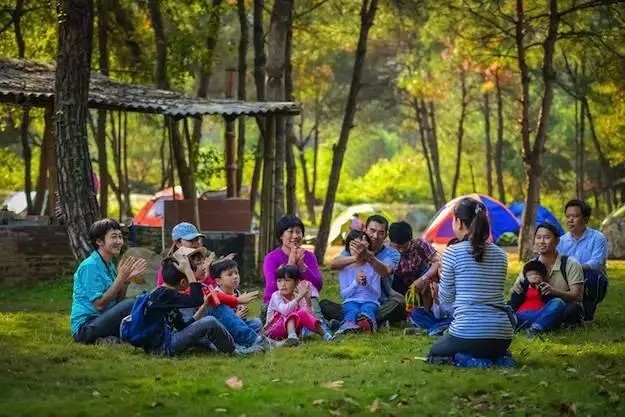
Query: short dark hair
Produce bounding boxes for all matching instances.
[161,257,186,286]
[344,229,370,253]
[523,260,548,279]
[535,222,560,238]
[365,214,389,231]
[454,197,490,262]
[89,218,122,249]
[210,258,238,279]
[564,199,592,219]
[276,264,300,280]
[275,214,305,240]
[389,221,413,244]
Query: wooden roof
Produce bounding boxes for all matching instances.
[0,58,299,117]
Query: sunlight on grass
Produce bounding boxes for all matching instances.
[0,258,624,416]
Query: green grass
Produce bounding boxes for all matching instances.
[1,260,625,417]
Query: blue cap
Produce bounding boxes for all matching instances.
[172,222,204,241]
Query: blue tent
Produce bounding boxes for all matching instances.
[508,202,565,236]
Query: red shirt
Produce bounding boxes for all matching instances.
[517,286,545,313]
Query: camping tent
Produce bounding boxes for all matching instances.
[422,194,520,245]
[132,186,183,227]
[508,201,565,236]
[328,204,393,246]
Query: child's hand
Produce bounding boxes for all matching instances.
[118,257,148,283]
[173,255,194,277]
[297,280,312,296]
[236,305,249,319]
[430,281,439,303]
[238,290,259,304]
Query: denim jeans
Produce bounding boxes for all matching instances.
[206,305,260,347]
[169,316,235,355]
[74,299,134,344]
[342,301,379,323]
[516,298,566,332]
[245,317,263,334]
[409,308,453,332]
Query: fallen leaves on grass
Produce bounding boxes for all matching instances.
[554,402,577,414]
[92,391,101,397]
[214,408,228,413]
[149,401,164,409]
[321,380,345,389]
[312,399,326,406]
[368,398,391,413]
[225,376,243,390]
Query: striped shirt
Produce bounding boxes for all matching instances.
[439,241,513,340]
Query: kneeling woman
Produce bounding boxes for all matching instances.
[429,197,513,360]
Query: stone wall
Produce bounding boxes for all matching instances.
[0,224,76,285]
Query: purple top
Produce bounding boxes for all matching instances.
[262,247,323,303]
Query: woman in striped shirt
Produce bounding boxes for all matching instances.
[429,197,514,359]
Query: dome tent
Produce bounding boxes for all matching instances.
[422,194,520,245]
[508,201,565,237]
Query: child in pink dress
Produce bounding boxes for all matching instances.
[264,265,334,346]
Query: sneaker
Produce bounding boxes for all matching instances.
[282,335,300,347]
[259,337,276,351]
[335,321,361,335]
[403,327,425,336]
[322,332,335,341]
[234,343,265,356]
[525,326,541,338]
[300,328,314,338]
[94,336,122,345]
[328,319,341,331]
[494,355,516,368]
[454,353,493,368]
[356,314,376,333]
[377,320,391,332]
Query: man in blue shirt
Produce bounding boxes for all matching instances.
[321,214,403,326]
[71,219,147,343]
[557,199,608,320]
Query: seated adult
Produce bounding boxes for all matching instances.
[321,214,404,324]
[71,219,147,344]
[388,221,440,304]
[156,222,205,286]
[261,214,325,324]
[512,222,584,327]
[429,197,513,360]
[557,199,608,320]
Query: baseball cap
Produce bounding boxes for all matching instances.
[172,222,205,241]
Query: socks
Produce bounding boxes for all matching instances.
[323,332,333,341]
[287,332,298,339]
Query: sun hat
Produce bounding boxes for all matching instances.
[172,222,205,241]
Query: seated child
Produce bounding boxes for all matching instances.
[508,260,562,335]
[264,264,333,346]
[336,230,382,334]
[142,254,235,356]
[210,258,263,334]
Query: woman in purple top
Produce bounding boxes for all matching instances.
[261,215,326,326]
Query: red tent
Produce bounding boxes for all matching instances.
[132,186,183,227]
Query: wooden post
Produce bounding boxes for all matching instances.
[225,68,237,198]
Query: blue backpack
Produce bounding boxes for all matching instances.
[120,292,169,351]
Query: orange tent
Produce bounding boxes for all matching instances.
[132,186,183,227]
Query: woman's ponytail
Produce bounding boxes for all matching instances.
[454,198,491,262]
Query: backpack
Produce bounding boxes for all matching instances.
[120,292,170,352]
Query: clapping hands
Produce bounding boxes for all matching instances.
[117,256,148,283]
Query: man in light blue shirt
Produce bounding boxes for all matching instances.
[557,199,608,275]
[557,199,609,321]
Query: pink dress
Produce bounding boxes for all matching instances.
[263,291,319,340]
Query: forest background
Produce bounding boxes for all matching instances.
[0,0,624,260]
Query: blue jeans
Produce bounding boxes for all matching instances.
[245,317,263,334]
[409,308,453,332]
[516,298,566,332]
[342,301,379,323]
[205,305,261,347]
[169,316,235,355]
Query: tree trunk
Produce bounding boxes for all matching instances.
[284,11,297,215]
[517,0,559,260]
[451,67,468,198]
[33,108,52,216]
[482,86,494,196]
[110,112,124,219]
[236,0,248,195]
[96,0,109,217]
[584,98,613,212]
[259,116,276,261]
[121,112,132,218]
[266,0,293,221]
[415,100,437,207]
[55,0,100,260]
[575,98,585,198]
[249,0,266,213]
[494,73,506,204]
[315,0,378,264]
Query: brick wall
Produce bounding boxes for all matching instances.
[0,224,260,286]
[0,224,76,285]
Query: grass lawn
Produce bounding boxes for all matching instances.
[1,258,624,417]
